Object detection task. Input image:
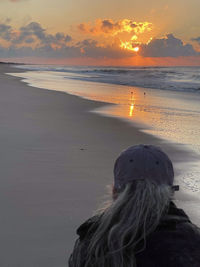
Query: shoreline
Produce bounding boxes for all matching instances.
[9,65,200,152]
[12,64,200,95]
[7,64,200,173]
[0,63,199,266]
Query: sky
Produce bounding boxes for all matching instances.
[0,0,200,65]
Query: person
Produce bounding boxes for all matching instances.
[68,144,200,267]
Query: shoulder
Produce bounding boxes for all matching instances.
[150,220,200,250]
[76,214,101,240]
[156,203,200,253]
[68,215,101,267]
[136,203,200,267]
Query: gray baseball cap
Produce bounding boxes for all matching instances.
[114,144,176,191]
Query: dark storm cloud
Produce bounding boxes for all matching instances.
[141,34,197,57]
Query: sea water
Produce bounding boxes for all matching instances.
[9,65,200,207]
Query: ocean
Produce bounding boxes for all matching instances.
[9,65,200,195]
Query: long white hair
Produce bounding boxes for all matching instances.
[78,180,173,267]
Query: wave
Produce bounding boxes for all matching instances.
[14,65,200,93]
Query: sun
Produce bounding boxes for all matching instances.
[120,41,140,53]
[133,47,139,52]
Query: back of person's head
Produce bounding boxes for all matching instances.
[113,144,175,197]
[84,144,178,267]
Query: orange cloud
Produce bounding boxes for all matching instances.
[1,20,199,65]
[78,19,152,36]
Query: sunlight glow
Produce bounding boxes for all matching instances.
[131,35,138,41]
[129,102,135,116]
[129,91,135,116]
[133,47,139,52]
[120,41,140,52]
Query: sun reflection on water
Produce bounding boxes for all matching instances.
[129,102,135,116]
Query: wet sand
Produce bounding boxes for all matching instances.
[0,63,199,267]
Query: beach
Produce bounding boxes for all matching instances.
[0,63,200,267]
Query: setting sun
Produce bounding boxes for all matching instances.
[120,41,140,52]
[133,47,139,52]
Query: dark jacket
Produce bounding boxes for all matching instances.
[69,202,200,266]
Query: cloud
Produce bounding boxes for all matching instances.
[0,43,79,58]
[0,23,13,40]
[0,38,134,59]
[76,39,134,58]
[0,21,72,46]
[0,21,198,60]
[191,36,200,44]
[0,21,135,59]
[140,34,197,57]
[77,19,152,36]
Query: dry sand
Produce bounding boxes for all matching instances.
[0,63,199,267]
